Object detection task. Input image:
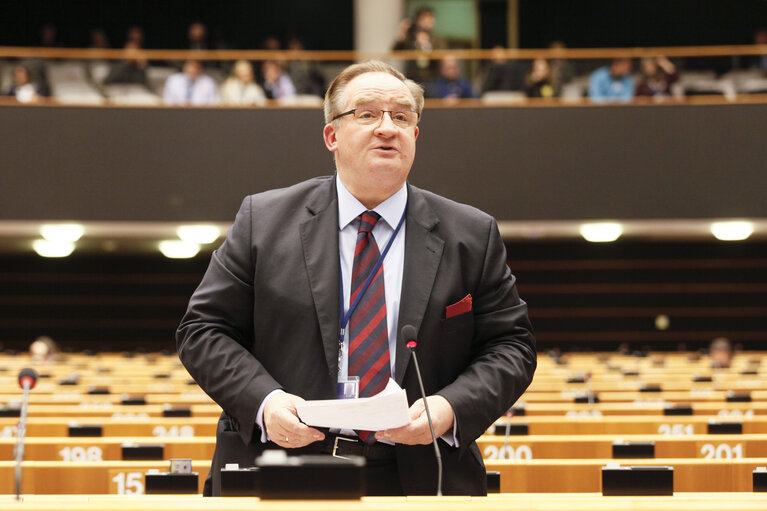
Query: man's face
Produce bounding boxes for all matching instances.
[441,57,459,80]
[184,61,202,79]
[323,72,419,206]
[611,59,631,77]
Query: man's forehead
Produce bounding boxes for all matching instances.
[344,72,414,107]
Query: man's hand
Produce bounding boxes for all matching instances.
[263,392,325,448]
[375,395,454,445]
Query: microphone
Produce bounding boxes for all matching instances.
[15,367,37,501]
[18,368,38,391]
[402,325,443,497]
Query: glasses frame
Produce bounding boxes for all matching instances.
[332,108,420,128]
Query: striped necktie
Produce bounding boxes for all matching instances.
[348,211,390,444]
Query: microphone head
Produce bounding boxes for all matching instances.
[406,341,417,350]
[401,324,417,343]
[18,368,38,390]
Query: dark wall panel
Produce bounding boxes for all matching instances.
[1,103,766,222]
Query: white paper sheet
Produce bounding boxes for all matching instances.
[295,378,410,431]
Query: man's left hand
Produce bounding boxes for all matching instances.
[375,395,454,445]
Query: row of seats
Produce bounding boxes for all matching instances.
[0,60,326,106]
[1,432,763,462]
[3,60,767,106]
[1,350,765,494]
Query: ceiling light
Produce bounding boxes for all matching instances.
[579,222,623,242]
[40,224,85,242]
[159,240,200,259]
[33,240,75,258]
[710,221,754,241]
[176,225,221,244]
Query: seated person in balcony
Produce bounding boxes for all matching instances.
[3,64,48,104]
[221,60,266,106]
[430,56,476,101]
[261,60,297,100]
[754,28,767,75]
[285,37,326,97]
[635,56,678,97]
[588,58,634,103]
[163,60,219,106]
[525,58,557,98]
[482,46,527,94]
[104,41,149,86]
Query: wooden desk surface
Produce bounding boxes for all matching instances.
[1,493,767,511]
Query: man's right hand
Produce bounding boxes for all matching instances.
[263,392,325,448]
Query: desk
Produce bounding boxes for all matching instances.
[1,493,767,511]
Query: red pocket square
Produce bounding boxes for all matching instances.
[446,294,472,319]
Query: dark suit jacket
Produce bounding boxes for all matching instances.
[176,176,536,496]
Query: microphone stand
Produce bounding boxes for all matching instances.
[15,379,31,501]
[408,345,443,496]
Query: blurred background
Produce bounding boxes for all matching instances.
[1,0,766,355]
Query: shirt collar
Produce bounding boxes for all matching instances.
[336,174,407,230]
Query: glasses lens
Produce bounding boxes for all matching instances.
[353,109,382,123]
[353,108,417,128]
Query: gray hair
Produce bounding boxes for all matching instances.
[323,60,424,124]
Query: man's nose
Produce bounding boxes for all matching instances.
[374,111,398,134]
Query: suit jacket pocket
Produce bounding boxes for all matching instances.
[440,310,473,334]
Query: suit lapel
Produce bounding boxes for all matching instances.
[299,179,341,381]
[394,185,444,384]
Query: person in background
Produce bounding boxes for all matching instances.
[188,22,209,50]
[525,58,556,98]
[126,26,145,48]
[4,64,48,103]
[29,336,60,363]
[432,55,475,100]
[588,58,634,103]
[548,41,575,93]
[482,46,527,93]
[163,60,219,106]
[635,56,678,97]
[39,23,60,47]
[394,7,447,83]
[285,37,326,96]
[262,60,296,100]
[753,28,767,75]
[221,60,266,106]
[391,17,413,50]
[88,28,110,49]
[710,337,734,369]
[104,41,149,86]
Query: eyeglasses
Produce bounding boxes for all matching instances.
[332,108,420,128]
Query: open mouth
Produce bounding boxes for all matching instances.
[375,146,397,152]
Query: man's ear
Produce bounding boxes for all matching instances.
[414,126,419,140]
[323,123,338,152]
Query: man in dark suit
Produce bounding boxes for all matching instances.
[176,60,536,496]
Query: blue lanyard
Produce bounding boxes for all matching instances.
[338,208,407,365]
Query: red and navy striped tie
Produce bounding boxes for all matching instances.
[348,211,390,444]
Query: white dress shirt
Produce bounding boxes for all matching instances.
[162,72,220,106]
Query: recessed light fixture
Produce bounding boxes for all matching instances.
[159,240,200,259]
[32,240,75,258]
[710,221,754,241]
[579,222,623,242]
[40,224,85,242]
[176,225,221,244]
